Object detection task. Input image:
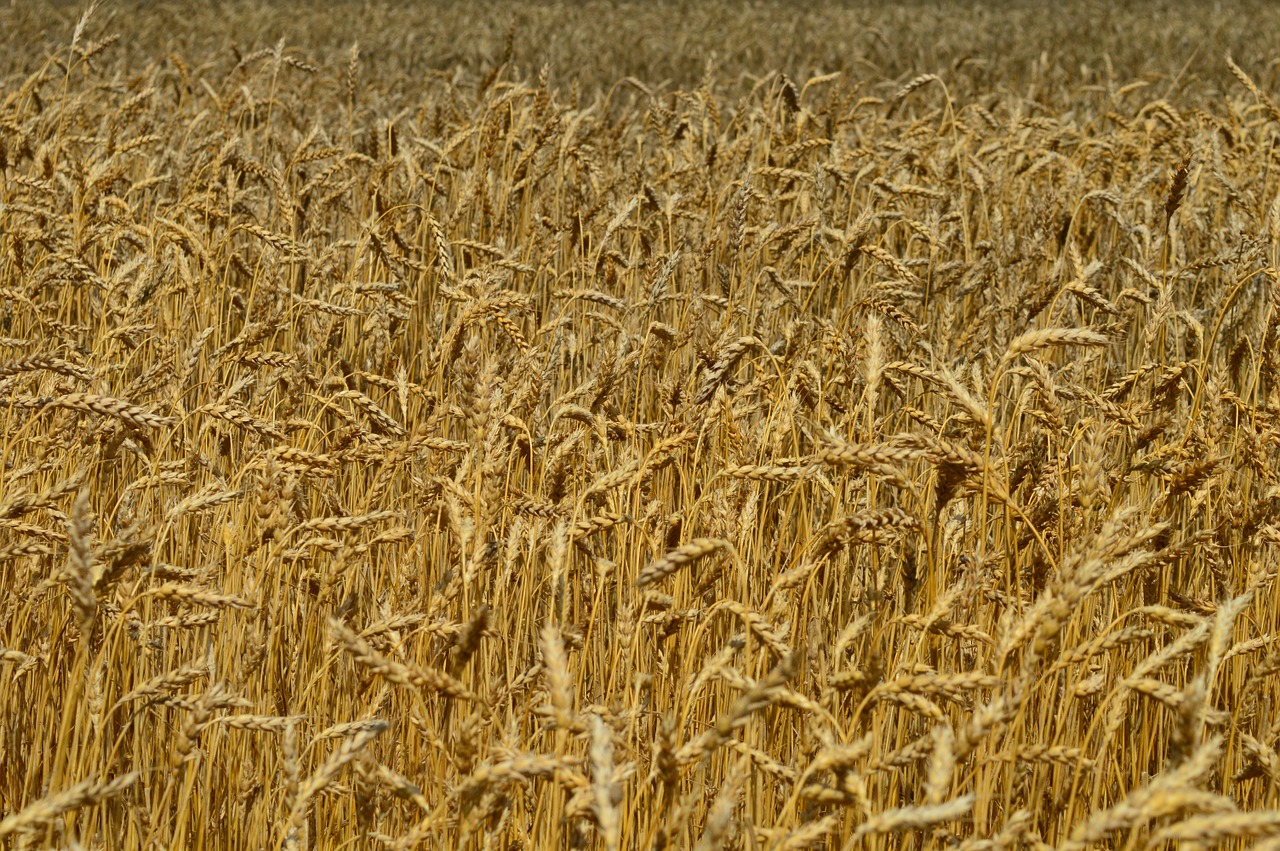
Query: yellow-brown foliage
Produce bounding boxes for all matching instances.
[5,2,1280,849]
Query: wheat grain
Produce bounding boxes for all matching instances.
[3,10,1280,849]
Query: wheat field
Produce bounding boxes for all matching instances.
[4,2,1280,848]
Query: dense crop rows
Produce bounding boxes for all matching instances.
[5,3,1280,849]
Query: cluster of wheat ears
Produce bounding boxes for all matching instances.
[5,2,1280,849]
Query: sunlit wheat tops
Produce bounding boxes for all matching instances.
[4,1,1280,849]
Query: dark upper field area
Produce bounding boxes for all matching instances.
[3,1,1279,106]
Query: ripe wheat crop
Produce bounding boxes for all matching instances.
[5,1,1280,848]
